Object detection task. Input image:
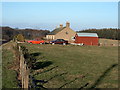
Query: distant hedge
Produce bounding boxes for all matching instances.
[2,27,50,41]
[77,28,119,40]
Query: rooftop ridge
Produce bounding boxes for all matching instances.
[48,26,66,35]
[77,33,98,37]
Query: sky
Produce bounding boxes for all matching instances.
[2,2,118,31]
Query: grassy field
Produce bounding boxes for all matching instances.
[99,38,118,46]
[2,39,118,88]
[2,42,18,88]
[21,39,118,88]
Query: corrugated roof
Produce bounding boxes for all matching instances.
[48,27,66,35]
[77,33,98,37]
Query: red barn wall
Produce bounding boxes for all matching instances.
[75,36,98,45]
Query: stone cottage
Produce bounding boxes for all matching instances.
[46,22,76,42]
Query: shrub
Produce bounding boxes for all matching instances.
[17,34,25,42]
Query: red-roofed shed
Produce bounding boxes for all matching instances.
[74,33,99,45]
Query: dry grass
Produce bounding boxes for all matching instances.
[99,38,118,46]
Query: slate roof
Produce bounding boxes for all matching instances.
[77,33,98,37]
[48,27,66,35]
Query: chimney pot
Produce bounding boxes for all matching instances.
[60,24,63,28]
[66,22,70,27]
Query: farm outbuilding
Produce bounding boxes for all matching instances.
[74,33,99,45]
[46,22,76,42]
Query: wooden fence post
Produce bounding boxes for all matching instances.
[19,46,22,77]
[18,45,29,89]
[22,54,24,88]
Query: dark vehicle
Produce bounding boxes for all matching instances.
[50,39,68,45]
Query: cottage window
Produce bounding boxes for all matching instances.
[66,32,68,34]
[71,37,75,40]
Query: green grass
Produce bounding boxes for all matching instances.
[21,40,118,88]
[2,42,18,88]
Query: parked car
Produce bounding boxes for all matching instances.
[50,39,68,45]
[27,39,45,44]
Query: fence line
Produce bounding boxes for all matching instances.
[19,46,29,88]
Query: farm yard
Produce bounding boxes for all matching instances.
[22,38,118,88]
[2,39,118,88]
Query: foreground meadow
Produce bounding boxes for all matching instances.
[2,42,18,88]
[21,42,118,88]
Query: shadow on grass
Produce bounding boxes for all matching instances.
[47,72,68,82]
[24,52,41,60]
[30,71,67,89]
[78,83,89,90]
[27,52,54,89]
[30,52,42,57]
[29,75,47,89]
[32,61,53,70]
[33,72,68,85]
[33,66,58,76]
[25,52,53,70]
[59,77,78,89]
[90,63,118,89]
[28,52,53,70]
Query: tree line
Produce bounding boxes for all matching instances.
[2,27,50,41]
[2,26,119,41]
[77,28,119,40]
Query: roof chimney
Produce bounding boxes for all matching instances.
[60,24,63,28]
[66,22,70,27]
